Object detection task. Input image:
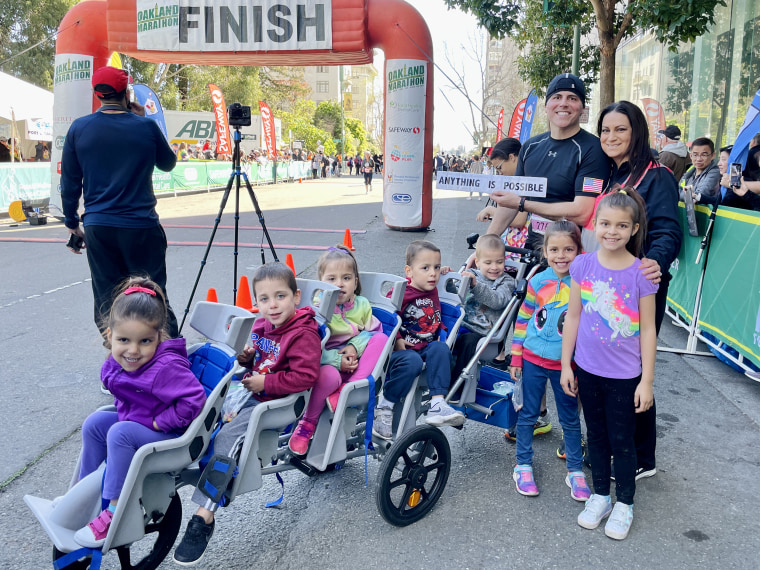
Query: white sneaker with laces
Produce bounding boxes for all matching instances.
[425,400,465,427]
[372,406,394,440]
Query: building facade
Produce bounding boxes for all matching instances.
[615,0,760,147]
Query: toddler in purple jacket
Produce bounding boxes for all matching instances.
[73,277,206,548]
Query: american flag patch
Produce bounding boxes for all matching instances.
[582,177,604,194]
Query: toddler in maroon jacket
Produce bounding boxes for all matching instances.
[174,262,321,565]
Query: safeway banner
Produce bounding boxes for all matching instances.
[508,98,526,139]
[496,108,504,143]
[208,84,231,156]
[642,98,665,148]
[259,100,276,156]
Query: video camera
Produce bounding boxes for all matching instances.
[228,102,251,127]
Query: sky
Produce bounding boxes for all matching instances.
[372,0,487,151]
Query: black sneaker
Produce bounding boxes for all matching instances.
[557,438,587,461]
[610,465,656,481]
[504,411,551,442]
[488,356,511,370]
[173,515,215,566]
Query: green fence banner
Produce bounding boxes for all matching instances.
[0,163,51,210]
[666,203,712,323]
[696,206,760,365]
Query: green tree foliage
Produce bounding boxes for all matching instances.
[0,0,76,89]
[314,100,343,139]
[444,0,726,108]
[279,99,335,154]
[514,1,599,95]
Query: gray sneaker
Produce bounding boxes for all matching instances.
[372,406,394,440]
[577,494,612,530]
[425,400,465,427]
[605,502,634,540]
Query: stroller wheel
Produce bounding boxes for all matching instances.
[375,425,451,527]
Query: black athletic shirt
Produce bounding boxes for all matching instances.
[516,129,609,249]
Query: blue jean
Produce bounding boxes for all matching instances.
[79,410,177,501]
[577,365,639,505]
[516,360,583,471]
[382,341,453,403]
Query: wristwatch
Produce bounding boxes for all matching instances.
[518,197,528,212]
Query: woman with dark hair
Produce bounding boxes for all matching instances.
[490,137,522,173]
[587,100,682,480]
[476,137,523,221]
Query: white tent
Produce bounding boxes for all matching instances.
[0,72,54,160]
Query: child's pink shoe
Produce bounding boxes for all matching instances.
[288,419,317,456]
[74,508,113,548]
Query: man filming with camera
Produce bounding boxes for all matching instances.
[61,66,179,340]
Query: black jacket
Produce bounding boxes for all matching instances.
[610,161,683,277]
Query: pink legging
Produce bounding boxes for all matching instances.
[303,333,388,424]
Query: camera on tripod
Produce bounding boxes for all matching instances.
[228,102,251,127]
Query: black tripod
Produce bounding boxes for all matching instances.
[179,126,278,333]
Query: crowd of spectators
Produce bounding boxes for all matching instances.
[657,126,760,212]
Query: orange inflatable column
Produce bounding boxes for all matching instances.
[50,0,112,218]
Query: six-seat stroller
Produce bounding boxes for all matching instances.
[24,249,539,568]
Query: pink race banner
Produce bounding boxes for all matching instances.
[496,107,504,143]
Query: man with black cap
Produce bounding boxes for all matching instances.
[482,73,609,441]
[657,125,691,181]
[486,73,609,253]
[61,66,179,339]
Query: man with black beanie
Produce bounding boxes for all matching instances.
[61,66,179,339]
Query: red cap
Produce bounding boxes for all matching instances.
[92,67,129,98]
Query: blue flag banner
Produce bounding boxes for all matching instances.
[724,85,760,197]
[519,90,538,144]
[133,84,168,141]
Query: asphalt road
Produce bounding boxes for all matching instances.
[2,175,759,569]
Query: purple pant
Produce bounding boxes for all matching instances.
[79,410,177,500]
[303,333,388,424]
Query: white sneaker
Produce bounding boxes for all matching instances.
[605,502,634,540]
[425,400,465,427]
[577,494,612,529]
[372,406,394,440]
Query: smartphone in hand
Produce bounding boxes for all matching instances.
[66,233,84,252]
[730,163,742,187]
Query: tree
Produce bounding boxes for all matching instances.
[513,0,599,93]
[314,100,344,142]
[444,0,726,109]
[279,99,335,155]
[0,0,76,89]
[441,30,500,150]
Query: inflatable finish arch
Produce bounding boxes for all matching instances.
[52,0,434,230]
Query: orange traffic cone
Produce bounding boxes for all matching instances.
[235,275,253,311]
[299,177,302,183]
[205,288,218,303]
[285,253,296,274]
[342,228,355,251]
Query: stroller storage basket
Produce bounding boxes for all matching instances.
[466,366,517,430]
